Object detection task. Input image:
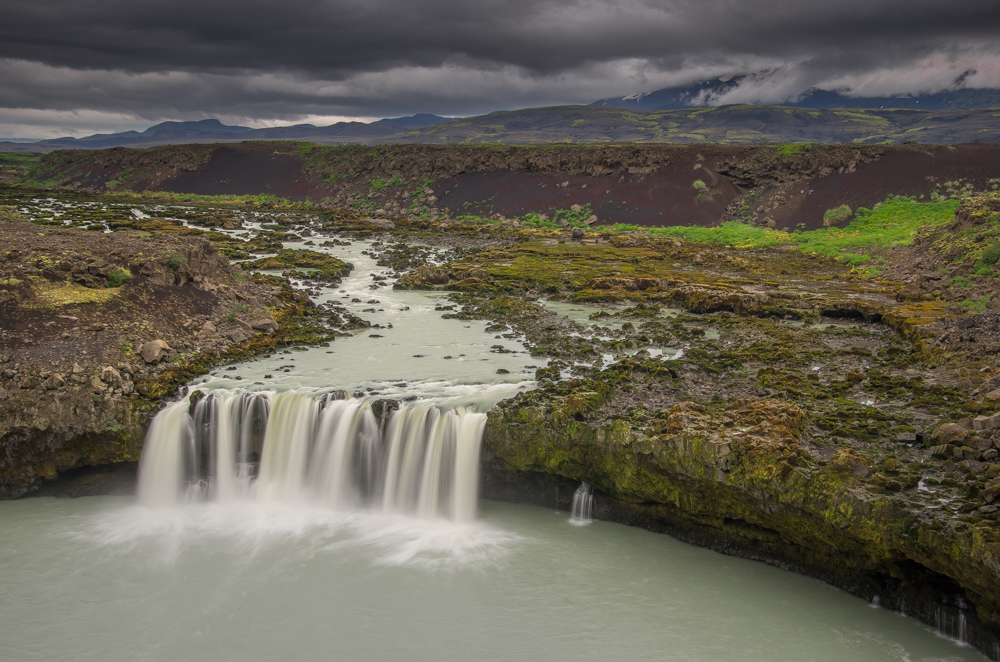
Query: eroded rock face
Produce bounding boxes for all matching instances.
[0,215,295,499]
[483,377,1000,652]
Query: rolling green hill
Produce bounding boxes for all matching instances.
[399,105,1000,145]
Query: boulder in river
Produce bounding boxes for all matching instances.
[396,265,450,288]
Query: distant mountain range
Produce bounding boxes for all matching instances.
[4,114,454,152]
[396,105,1000,145]
[4,84,1000,153]
[591,74,1000,111]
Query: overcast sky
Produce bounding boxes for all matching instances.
[2,0,999,138]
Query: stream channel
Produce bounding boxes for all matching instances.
[0,226,990,661]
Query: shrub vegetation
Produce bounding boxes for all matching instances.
[106,267,133,288]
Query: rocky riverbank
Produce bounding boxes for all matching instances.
[406,192,1000,653]
[0,206,343,498]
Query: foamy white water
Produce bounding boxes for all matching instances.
[139,390,488,523]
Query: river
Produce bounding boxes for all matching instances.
[0,224,989,661]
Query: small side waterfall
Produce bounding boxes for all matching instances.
[137,390,487,522]
[569,482,595,526]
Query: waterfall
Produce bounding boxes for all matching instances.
[569,482,595,526]
[137,390,487,522]
[137,402,191,507]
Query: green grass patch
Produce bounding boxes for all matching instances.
[588,196,958,265]
[107,168,134,189]
[774,143,820,157]
[641,222,791,248]
[226,303,251,323]
[113,190,304,208]
[962,296,990,313]
[246,248,352,283]
[0,153,41,168]
[167,252,188,272]
[36,280,119,306]
[949,276,971,288]
[792,196,959,264]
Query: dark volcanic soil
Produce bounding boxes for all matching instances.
[778,144,1000,230]
[436,164,740,227]
[26,142,1000,231]
[160,145,316,200]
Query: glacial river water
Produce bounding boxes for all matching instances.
[0,231,989,661]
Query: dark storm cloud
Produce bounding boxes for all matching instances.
[2,0,999,136]
[4,0,998,75]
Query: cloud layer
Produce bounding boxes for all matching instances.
[2,0,999,137]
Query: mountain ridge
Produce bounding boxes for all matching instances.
[592,75,1000,111]
[3,104,999,153]
[13,114,454,151]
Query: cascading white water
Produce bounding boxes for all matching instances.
[137,389,487,522]
[136,402,191,507]
[569,482,595,526]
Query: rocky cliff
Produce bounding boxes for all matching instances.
[482,381,1000,652]
[386,191,1000,653]
[0,207,321,498]
[17,141,1000,230]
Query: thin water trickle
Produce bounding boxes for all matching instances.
[569,482,594,526]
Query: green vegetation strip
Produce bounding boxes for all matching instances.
[598,197,960,265]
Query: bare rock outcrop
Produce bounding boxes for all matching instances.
[140,340,172,364]
[0,215,290,498]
